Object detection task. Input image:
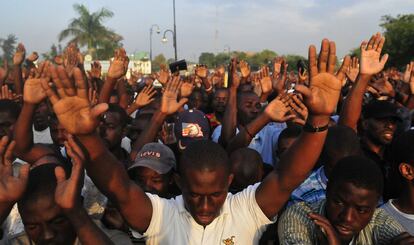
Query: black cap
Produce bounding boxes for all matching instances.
[362,100,402,121]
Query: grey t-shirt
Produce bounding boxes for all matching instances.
[381,199,414,235]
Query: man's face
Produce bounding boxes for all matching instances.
[130,166,172,197]
[189,92,204,111]
[326,182,378,243]
[365,117,397,145]
[49,121,67,147]
[99,112,124,150]
[127,117,150,144]
[237,94,261,125]
[0,111,16,138]
[213,90,229,113]
[19,195,77,245]
[180,168,233,226]
[34,103,50,131]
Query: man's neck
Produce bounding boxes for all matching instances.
[110,145,127,161]
[394,184,414,214]
[361,137,385,158]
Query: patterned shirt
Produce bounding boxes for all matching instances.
[289,166,328,206]
[278,200,405,245]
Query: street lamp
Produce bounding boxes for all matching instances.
[162,29,177,61]
[149,24,160,62]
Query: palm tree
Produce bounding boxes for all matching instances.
[59,4,123,59]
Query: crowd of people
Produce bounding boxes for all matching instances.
[0,32,413,244]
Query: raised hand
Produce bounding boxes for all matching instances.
[228,58,241,89]
[155,64,170,85]
[391,232,414,245]
[408,63,414,94]
[195,64,209,79]
[63,42,79,77]
[26,52,39,63]
[259,66,273,94]
[134,85,157,108]
[88,61,102,80]
[0,85,14,100]
[160,75,188,115]
[346,57,359,83]
[23,62,50,104]
[239,60,251,79]
[309,213,341,245]
[107,48,129,80]
[359,33,388,75]
[42,65,108,135]
[0,59,9,84]
[288,94,309,125]
[403,61,414,83]
[295,39,350,116]
[272,57,288,95]
[180,80,195,98]
[54,135,85,212]
[0,137,29,204]
[264,94,295,122]
[13,43,26,66]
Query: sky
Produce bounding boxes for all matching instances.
[1,0,413,62]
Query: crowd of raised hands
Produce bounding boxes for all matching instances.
[0,31,412,245]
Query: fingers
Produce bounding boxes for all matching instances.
[308,45,318,78]
[41,79,59,104]
[294,84,313,103]
[65,136,85,183]
[49,65,67,98]
[336,56,351,81]
[327,41,336,74]
[318,39,330,73]
[0,136,8,165]
[367,34,376,50]
[57,66,76,96]
[360,41,368,52]
[54,166,67,184]
[73,68,88,99]
[18,164,30,183]
[91,103,109,119]
[380,54,389,67]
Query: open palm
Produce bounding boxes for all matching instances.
[24,78,47,104]
[360,33,388,75]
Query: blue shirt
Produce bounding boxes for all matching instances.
[289,166,328,206]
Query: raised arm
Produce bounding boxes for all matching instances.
[43,65,153,233]
[98,48,129,104]
[130,76,187,160]
[256,39,351,219]
[219,59,240,147]
[338,33,388,130]
[14,62,54,163]
[54,138,116,245]
[12,43,25,95]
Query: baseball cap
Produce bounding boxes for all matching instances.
[174,109,211,150]
[362,100,402,121]
[128,143,176,174]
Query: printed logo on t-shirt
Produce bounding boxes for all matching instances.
[222,236,235,245]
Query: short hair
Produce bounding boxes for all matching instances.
[327,155,383,197]
[0,99,21,120]
[230,148,263,192]
[391,130,414,167]
[18,163,71,208]
[179,140,230,175]
[320,125,361,164]
[106,103,130,127]
[214,87,228,95]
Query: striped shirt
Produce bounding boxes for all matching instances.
[278,200,405,245]
[289,166,328,206]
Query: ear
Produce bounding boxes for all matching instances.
[174,173,182,190]
[227,173,234,188]
[399,163,414,181]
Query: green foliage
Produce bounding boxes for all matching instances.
[283,55,306,72]
[152,54,167,71]
[0,34,17,63]
[380,14,414,69]
[349,47,361,59]
[42,44,58,60]
[59,4,123,60]
[198,52,215,67]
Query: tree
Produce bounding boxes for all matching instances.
[215,52,231,66]
[380,14,414,69]
[199,52,215,67]
[42,44,59,60]
[58,4,123,59]
[285,54,307,72]
[0,34,17,63]
[349,47,361,59]
[152,54,167,71]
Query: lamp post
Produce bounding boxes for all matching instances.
[162,29,177,61]
[149,24,160,62]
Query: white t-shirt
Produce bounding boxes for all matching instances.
[32,126,53,144]
[381,199,414,235]
[131,183,274,245]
